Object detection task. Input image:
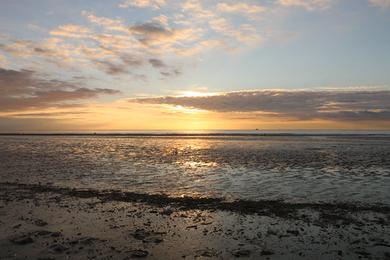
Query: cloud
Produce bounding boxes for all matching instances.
[50,24,91,38]
[1,2,268,79]
[278,0,332,10]
[129,22,199,47]
[181,0,215,19]
[175,39,224,56]
[130,22,173,44]
[94,60,130,75]
[118,0,166,9]
[0,67,120,111]
[152,15,169,26]
[0,53,6,66]
[216,2,266,15]
[369,0,390,8]
[0,39,41,57]
[0,37,78,65]
[1,17,182,78]
[208,18,261,45]
[178,0,263,48]
[121,54,145,67]
[1,1,329,80]
[160,69,181,77]
[82,11,128,32]
[148,58,182,77]
[8,111,91,118]
[131,89,390,121]
[148,58,166,68]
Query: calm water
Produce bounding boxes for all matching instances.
[1,135,390,204]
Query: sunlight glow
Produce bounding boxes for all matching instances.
[170,105,206,114]
[179,91,217,97]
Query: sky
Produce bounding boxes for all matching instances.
[1,0,390,131]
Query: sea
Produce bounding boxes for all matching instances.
[1,131,389,205]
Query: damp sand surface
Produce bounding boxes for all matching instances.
[1,182,390,259]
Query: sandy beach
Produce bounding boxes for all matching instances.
[1,181,389,259]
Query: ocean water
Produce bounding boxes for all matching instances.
[0,134,390,205]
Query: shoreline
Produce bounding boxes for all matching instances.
[2,182,390,221]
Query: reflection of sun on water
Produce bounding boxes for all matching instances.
[179,161,219,168]
[165,138,210,150]
[165,139,218,169]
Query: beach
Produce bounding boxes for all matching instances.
[1,134,390,259]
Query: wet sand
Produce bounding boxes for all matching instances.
[1,182,390,259]
[2,135,390,205]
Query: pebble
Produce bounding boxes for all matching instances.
[48,243,69,253]
[9,235,34,245]
[232,249,251,257]
[128,249,149,258]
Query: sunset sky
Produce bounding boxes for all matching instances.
[1,0,390,131]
